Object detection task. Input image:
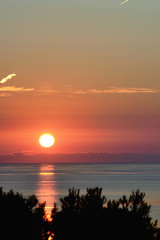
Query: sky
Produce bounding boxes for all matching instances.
[0,0,160,155]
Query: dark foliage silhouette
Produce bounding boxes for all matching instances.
[1,187,160,240]
[50,188,160,240]
[0,187,49,240]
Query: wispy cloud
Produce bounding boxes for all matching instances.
[0,73,16,84]
[0,75,158,98]
[0,86,34,93]
[0,73,34,97]
[87,87,158,94]
[36,87,159,96]
[120,0,129,5]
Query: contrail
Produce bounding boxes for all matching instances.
[120,0,129,5]
[0,73,16,84]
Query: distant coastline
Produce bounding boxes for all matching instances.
[0,152,160,163]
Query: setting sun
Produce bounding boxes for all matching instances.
[39,134,55,148]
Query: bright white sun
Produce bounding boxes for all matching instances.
[39,134,55,148]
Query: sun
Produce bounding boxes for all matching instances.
[39,134,55,148]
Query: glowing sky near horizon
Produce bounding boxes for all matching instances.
[0,0,160,155]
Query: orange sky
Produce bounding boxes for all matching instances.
[1,91,160,154]
[0,0,160,155]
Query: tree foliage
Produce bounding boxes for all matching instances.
[50,188,160,240]
[0,187,160,240]
[0,187,49,240]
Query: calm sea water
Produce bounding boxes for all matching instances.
[0,163,160,223]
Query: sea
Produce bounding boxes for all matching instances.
[0,163,160,223]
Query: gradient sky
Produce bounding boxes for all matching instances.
[0,0,160,154]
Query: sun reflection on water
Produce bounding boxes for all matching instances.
[37,165,58,218]
[39,172,54,175]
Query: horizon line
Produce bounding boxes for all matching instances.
[1,152,160,156]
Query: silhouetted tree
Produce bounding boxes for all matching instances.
[80,187,106,214]
[1,187,160,240]
[50,188,160,240]
[60,188,80,214]
[0,187,49,240]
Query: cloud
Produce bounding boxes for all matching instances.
[0,73,16,84]
[0,82,158,98]
[0,86,34,97]
[120,0,129,6]
[36,87,159,96]
[0,86,34,92]
[60,87,158,95]
[0,73,34,97]
[87,87,158,94]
